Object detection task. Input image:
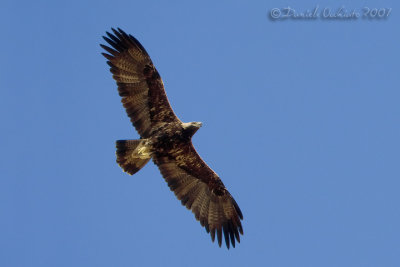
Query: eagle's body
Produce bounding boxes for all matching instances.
[101,28,243,248]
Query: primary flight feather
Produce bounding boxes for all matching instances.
[101,28,243,248]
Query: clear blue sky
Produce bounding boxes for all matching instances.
[1,0,399,266]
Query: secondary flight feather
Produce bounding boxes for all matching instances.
[101,28,243,248]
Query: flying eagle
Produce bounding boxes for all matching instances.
[101,28,243,248]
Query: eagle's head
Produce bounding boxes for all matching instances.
[182,121,203,137]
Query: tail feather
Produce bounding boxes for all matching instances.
[116,139,151,175]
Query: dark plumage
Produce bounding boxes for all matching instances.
[101,28,243,248]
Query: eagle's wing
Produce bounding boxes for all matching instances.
[153,143,243,249]
[101,28,179,138]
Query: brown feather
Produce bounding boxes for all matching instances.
[101,28,243,248]
[153,143,243,249]
[101,28,180,138]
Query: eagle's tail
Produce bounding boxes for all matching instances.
[116,139,152,175]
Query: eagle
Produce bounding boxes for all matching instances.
[101,28,243,248]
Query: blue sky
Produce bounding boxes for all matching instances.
[1,0,399,266]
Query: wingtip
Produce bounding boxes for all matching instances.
[210,228,215,242]
[117,27,126,35]
[111,27,119,36]
[102,36,114,46]
[101,53,113,61]
[105,31,115,41]
[217,228,222,247]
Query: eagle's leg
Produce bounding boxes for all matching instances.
[137,145,152,158]
[115,139,152,175]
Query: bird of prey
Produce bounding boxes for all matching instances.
[101,28,243,248]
